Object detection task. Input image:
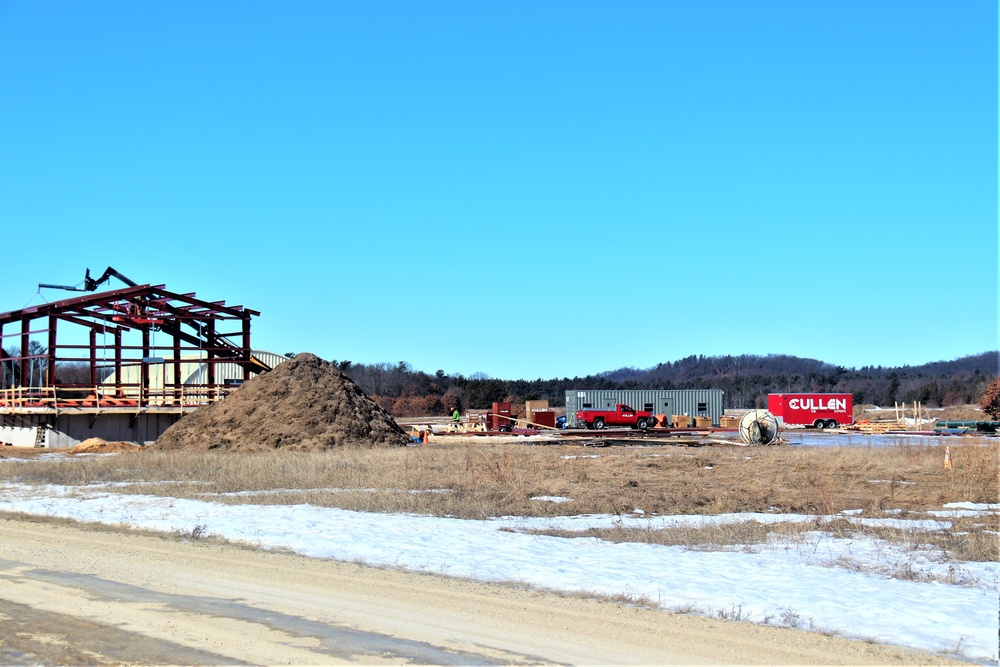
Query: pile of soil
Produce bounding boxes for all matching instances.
[69,438,143,454]
[154,353,411,451]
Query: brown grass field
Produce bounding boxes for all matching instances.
[0,439,996,561]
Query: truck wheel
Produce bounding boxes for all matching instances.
[814,419,826,430]
[635,418,648,430]
[825,419,838,429]
[593,418,605,430]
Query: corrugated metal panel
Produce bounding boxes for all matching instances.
[209,350,289,385]
[103,349,289,392]
[564,389,724,427]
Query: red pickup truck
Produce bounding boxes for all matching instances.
[576,404,654,430]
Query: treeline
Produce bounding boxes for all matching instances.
[333,352,998,417]
[598,352,997,410]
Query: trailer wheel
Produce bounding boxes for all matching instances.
[635,418,648,430]
[814,419,826,430]
[593,418,606,430]
[825,419,838,429]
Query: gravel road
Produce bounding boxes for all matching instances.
[0,518,950,665]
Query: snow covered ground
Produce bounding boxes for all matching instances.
[0,478,996,663]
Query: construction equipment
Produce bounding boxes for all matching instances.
[39,266,137,292]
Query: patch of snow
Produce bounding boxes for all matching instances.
[530,496,573,503]
[0,482,994,662]
[943,502,999,512]
[927,508,998,518]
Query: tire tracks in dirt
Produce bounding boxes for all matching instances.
[0,518,955,665]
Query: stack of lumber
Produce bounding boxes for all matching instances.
[851,420,905,434]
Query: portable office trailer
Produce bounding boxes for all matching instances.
[565,389,724,428]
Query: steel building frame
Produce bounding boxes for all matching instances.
[0,284,265,409]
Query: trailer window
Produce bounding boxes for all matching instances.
[582,403,592,408]
[697,402,708,413]
[644,403,654,411]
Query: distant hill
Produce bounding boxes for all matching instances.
[340,352,999,414]
[594,352,998,409]
[600,354,836,384]
[602,352,998,383]
[888,351,998,377]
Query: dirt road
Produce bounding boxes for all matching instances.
[0,518,948,665]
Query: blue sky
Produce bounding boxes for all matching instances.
[1,1,996,379]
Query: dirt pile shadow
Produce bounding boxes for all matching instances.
[153,353,411,450]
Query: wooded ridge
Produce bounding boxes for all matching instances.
[336,351,998,415]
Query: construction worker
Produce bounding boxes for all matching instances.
[452,407,461,425]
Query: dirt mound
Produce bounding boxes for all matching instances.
[69,438,143,454]
[153,353,411,451]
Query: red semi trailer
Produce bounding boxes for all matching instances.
[767,393,854,429]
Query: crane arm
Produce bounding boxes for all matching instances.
[39,267,138,292]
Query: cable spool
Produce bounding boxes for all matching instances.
[739,410,780,445]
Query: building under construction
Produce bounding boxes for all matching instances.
[0,268,284,447]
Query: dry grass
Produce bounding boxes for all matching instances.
[0,441,995,518]
[515,520,820,549]
[516,512,999,564]
[0,440,996,559]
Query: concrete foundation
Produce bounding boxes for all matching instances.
[1,412,182,449]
